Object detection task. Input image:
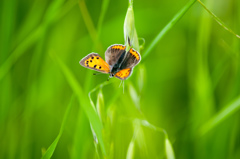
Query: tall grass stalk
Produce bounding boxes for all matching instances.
[142,0,197,60]
[51,52,106,155]
[41,95,75,159]
[200,96,240,136]
[78,0,97,42]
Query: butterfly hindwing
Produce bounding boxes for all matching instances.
[79,53,110,73]
[120,48,141,70]
[114,68,132,80]
[105,44,126,68]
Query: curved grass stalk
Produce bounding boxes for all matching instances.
[197,0,240,39]
[140,120,175,159]
[88,81,114,110]
[129,119,175,159]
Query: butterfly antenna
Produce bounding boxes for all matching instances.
[93,72,103,75]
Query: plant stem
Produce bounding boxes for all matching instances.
[197,0,240,39]
[142,0,196,60]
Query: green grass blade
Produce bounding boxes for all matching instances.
[41,135,61,159]
[200,96,240,136]
[41,95,74,159]
[0,0,16,64]
[142,0,196,60]
[0,0,71,81]
[93,0,110,52]
[71,110,90,159]
[197,0,240,39]
[165,138,175,159]
[51,52,106,155]
[78,0,97,42]
[0,27,43,81]
[97,0,110,38]
[126,138,135,159]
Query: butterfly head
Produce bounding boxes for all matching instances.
[109,63,121,77]
[109,73,115,78]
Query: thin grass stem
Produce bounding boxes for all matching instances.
[41,95,75,159]
[78,0,97,42]
[51,52,106,155]
[197,0,240,39]
[199,96,240,136]
[142,0,196,60]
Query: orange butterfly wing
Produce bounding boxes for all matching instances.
[114,68,132,80]
[79,53,110,73]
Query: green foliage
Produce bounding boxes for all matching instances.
[0,0,240,159]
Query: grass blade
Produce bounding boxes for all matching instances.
[142,0,196,60]
[200,96,240,136]
[96,0,110,38]
[51,52,106,155]
[165,138,175,159]
[197,0,240,39]
[0,27,43,81]
[0,0,74,81]
[126,139,135,159]
[96,88,105,123]
[41,95,75,159]
[0,0,16,64]
[78,0,97,42]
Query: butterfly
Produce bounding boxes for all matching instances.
[79,44,141,80]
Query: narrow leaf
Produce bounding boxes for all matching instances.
[52,53,106,155]
[142,0,196,60]
[165,138,175,159]
[126,139,135,159]
[200,96,240,135]
[41,95,74,159]
[197,0,240,39]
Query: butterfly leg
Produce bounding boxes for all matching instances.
[93,72,103,75]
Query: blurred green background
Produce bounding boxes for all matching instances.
[0,0,240,158]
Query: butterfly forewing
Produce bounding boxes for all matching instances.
[114,68,132,80]
[105,44,126,68]
[79,53,110,73]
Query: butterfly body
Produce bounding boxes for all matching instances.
[79,44,141,80]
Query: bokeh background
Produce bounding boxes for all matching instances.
[0,0,240,158]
